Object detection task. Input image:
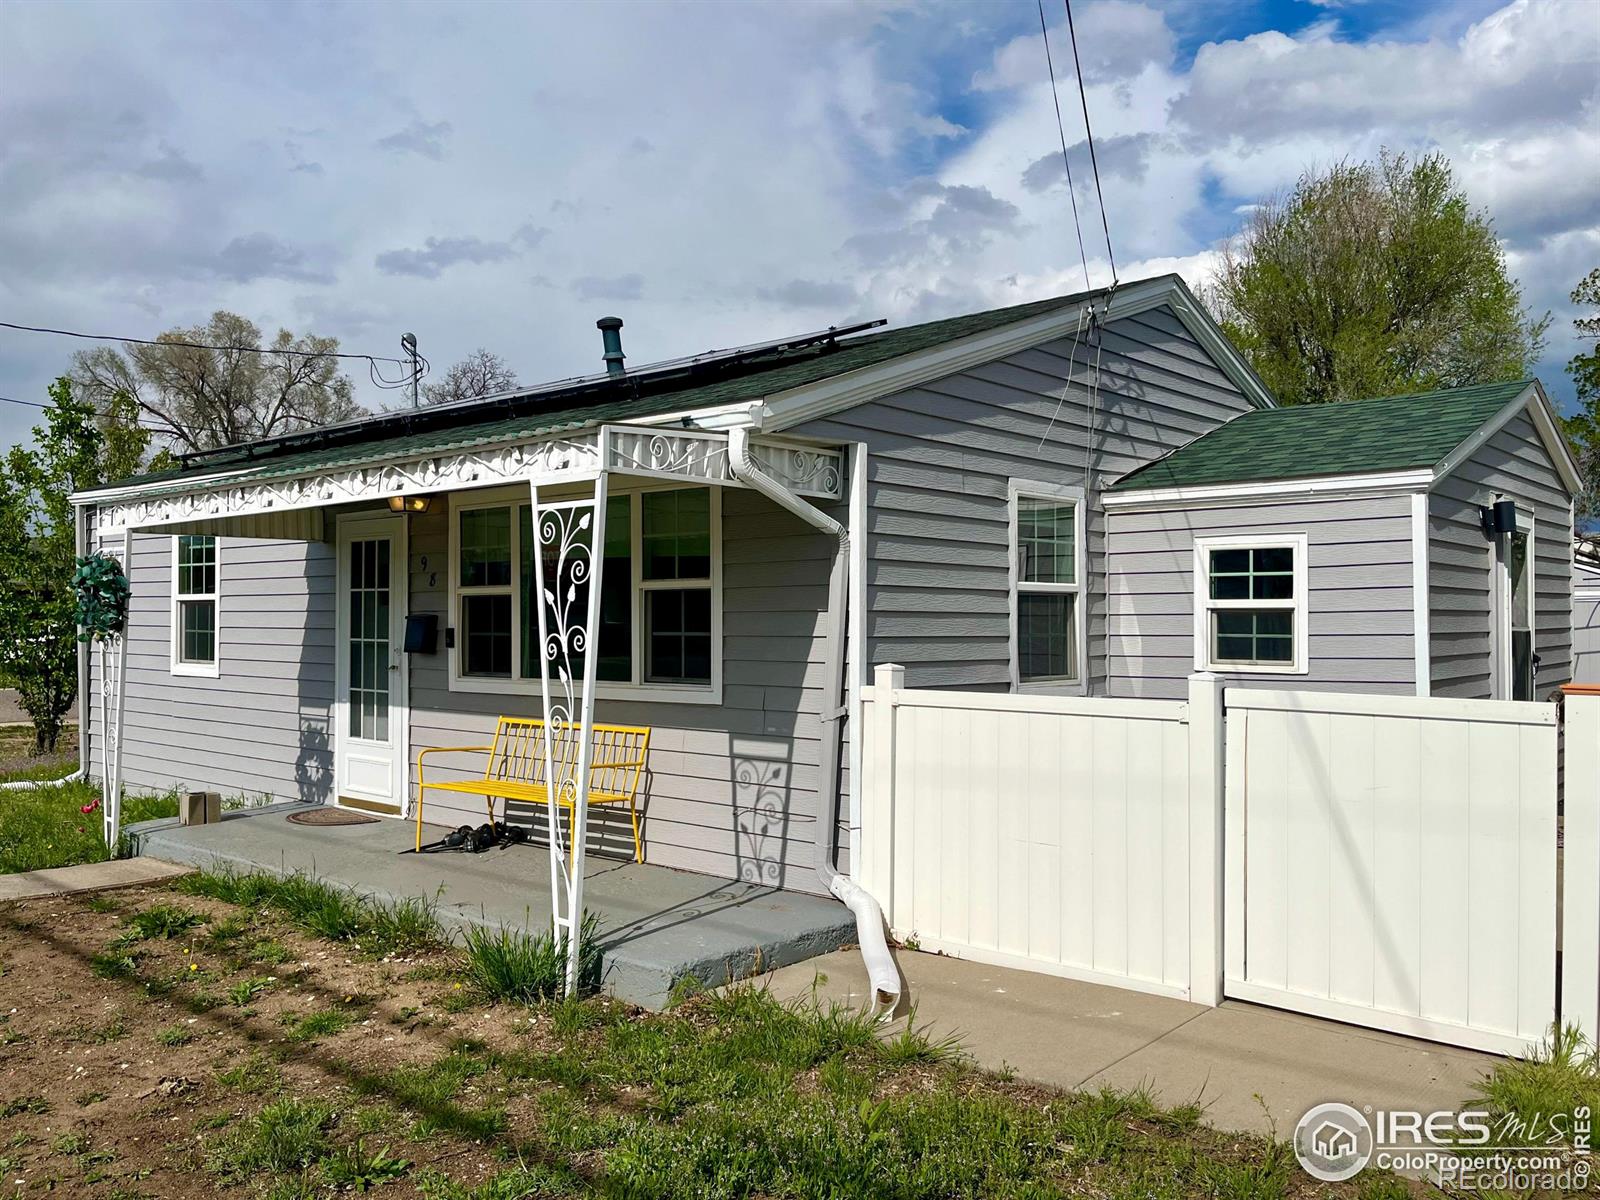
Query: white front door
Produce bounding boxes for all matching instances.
[335,514,408,815]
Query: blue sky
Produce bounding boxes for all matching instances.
[0,0,1595,451]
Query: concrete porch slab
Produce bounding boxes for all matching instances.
[127,803,855,1009]
[0,856,191,901]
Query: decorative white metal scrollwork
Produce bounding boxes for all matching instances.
[534,501,594,855]
[94,435,601,531]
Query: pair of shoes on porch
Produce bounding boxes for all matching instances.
[416,821,528,855]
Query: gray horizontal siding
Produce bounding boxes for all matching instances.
[86,529,335,803]
[407,486,843,896]
[1430,409,1574,698]
[791,303,1256,694]
[1105,494,1417,700]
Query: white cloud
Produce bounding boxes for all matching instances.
[0,0,1595,449]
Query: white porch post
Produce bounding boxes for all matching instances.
[528,467,609,997]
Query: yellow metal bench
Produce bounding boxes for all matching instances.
[414,717,650,861]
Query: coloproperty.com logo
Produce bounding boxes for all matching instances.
[1293,1100,1592,1191]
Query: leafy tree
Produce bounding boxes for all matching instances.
[1207,150,1548,406]
[70,311,367,455]
[1565,267,1600,520]
[0,378,147,752]
[421,348,518,406]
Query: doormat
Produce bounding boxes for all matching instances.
[287,808,380,827]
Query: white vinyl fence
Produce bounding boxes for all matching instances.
[858,665,1600,1056]
[858,666,1223,1001]
[1224,690,1557,1057]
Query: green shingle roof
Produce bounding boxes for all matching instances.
[1108,379,1535,492]
[97,284,1113,498]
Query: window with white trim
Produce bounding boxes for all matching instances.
[1010,485,1083,686]
[450,485,720,699]
[1194,534,1308,673]
[172,534,219,675]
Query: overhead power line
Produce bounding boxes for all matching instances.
[1037,0,1091,293]
[0,318,430,393]
[0,319,410,365]
[1063,0,1117,285]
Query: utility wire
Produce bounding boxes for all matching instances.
[1063,0,1117,285]
[1038,0,1091,294]
[0,319,412,366]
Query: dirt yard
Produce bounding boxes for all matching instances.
[0,877,1437,1199]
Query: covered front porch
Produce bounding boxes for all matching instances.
[80,417,862,996]
[126,801,857,1009]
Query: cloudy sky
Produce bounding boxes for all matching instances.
[1,0,1596,450]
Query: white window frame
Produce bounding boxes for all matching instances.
[1192,533,1309,676]
[1492,504,1535,701]
[446,481,723,705]
[1007,479,1087,694]
[170,533,221,678]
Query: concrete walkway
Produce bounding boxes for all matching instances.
[0,857,190,900]
[762,949,1497,1138]
[127,803,855,1009]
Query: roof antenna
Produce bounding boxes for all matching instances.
[401,333,420,408]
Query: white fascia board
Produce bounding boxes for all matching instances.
[72,464,257,505]
[757,275,1274,435]
[631,400,762,431]
[1161,276,1277,411]
[1102,468,1433,511]
[1432,383,1583,498]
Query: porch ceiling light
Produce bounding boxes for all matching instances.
[387,494,432,514]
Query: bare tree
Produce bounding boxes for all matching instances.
[421,348,518,406]
[71,311,366,454]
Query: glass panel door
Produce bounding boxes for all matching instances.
[348,537,392,743]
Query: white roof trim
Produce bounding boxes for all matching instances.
[1103,468,1433,511]
[1431,382,1583,497]
[755,274,1275,434]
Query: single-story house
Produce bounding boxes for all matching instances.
[70,273,1581,897]
[1577,535,1600,681]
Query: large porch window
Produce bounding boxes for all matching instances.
[450,484,721,702]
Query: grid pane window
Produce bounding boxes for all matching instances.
[646,589,713,684]
[1212,610,1293,664]
[347,538,391,740]
[1017,499,1076,585]
[174,535,217,668]
[459,508,511,587]
[1019,593,1075,681]
[642,489,711,581]
[1012,492,1080,685]
[1200,540,1303,671]
[462,593,512,678]
[1208,547,1293,601]
[456,487,716,692]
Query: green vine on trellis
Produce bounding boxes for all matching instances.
[74,552,130,643]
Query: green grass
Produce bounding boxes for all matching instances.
[176,867,445,957]
[126,903,202,940]
[460,915,600,1004]
[318,1138,410,1192]
[0,779,178,874]
[204,1098,331,1177]
[1471,1022,1600,1146]
[281,1008,353,1042]
[155,1025,194,1047]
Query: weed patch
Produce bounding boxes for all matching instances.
[461,914,599,1004]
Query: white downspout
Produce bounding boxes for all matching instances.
[2,503,90,792]
[728,428,901,1013]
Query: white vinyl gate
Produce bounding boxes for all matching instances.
[1223,690,1559,1056]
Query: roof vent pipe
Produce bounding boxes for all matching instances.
[597,316,625,378]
